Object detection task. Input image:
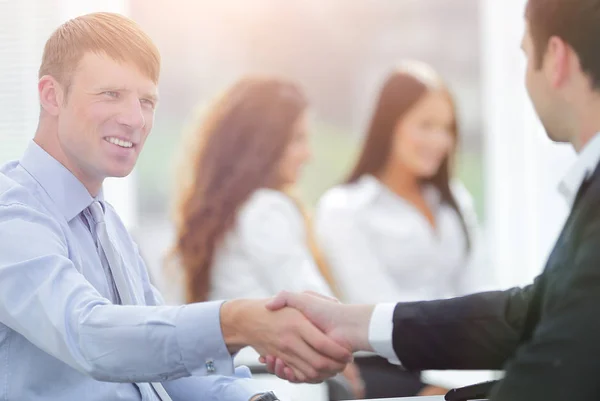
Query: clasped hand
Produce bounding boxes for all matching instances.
[221,297,354,383]
[257,292,374,384]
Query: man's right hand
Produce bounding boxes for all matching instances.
[260,291,375,381]
[266,291,375,353]
[220,298,353,383]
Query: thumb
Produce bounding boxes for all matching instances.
[303,290,340,303]
[265,290,301,311]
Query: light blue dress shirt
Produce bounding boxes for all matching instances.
[0,142,264,400]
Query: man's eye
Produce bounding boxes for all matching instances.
[140,98,155,108]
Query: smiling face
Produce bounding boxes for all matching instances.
[390,89,455,179]
[276,111,313,186]
[39,52,158,194]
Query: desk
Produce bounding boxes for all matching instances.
[236,348,490,401]
[357,395,486,401]
[359,397,444,401]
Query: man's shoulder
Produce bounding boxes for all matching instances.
[0,168,32,206]
[0,160,20,193]
[0,163,54,220]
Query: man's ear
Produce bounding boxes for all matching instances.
[545,36,570,89]
[39,75,65,116]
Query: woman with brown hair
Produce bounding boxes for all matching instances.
[170,76,364,399]
[315,61,494,398]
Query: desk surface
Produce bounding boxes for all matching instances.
[237,348,490,401]
[359,398,485,401]
[359,397,444,401]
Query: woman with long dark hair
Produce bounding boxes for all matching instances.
[316,61,493,398]
[170,76,364,399]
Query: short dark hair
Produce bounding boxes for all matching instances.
[526,0,600,89]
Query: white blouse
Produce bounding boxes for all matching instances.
[316,175,496,389]
[315,174,494,304]
[208,189,333,301]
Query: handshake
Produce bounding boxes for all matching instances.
[220,291,375,384]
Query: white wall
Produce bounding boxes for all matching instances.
[481,0,576,288]
[0,0,55,163]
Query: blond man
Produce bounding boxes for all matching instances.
[0,13,351,401]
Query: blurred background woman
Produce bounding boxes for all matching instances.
[316,61,493,398]
[170,76,364,399]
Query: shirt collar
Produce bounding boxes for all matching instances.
[359,174,442,209]
[558,132,600,207]
[19,141,104,221]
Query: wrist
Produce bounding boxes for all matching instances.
[220,299,252,354]
[343,304,375,352]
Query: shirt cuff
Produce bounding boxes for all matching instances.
[176,300,235,376]
[368,303,401,365]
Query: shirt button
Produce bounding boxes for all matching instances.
[206,359,216,374]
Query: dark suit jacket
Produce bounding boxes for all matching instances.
[391,163,600,400]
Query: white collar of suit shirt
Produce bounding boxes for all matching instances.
[558,132,600,207]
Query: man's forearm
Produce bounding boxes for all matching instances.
[392,289,528,370]
[220,299,250,353]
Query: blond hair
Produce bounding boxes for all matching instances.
[39,12,160,94]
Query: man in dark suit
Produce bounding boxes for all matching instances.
[262,0,600,399]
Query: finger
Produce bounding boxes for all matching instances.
[283,366,299,383]
[259,356,266,364]
[265,290,293,311]
[270,358,300,383]
[281,331,344,382]
[265,355,276,374]
[274,358,286,378]
[276,357,305,383]
[354,381,366,399]
[278,350,313,382]
[303,290,340,303]
[300,321,353,364]
[277,330,342,383]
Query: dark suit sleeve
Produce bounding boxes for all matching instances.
[391,284,536,370]
[491,218,600,401]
